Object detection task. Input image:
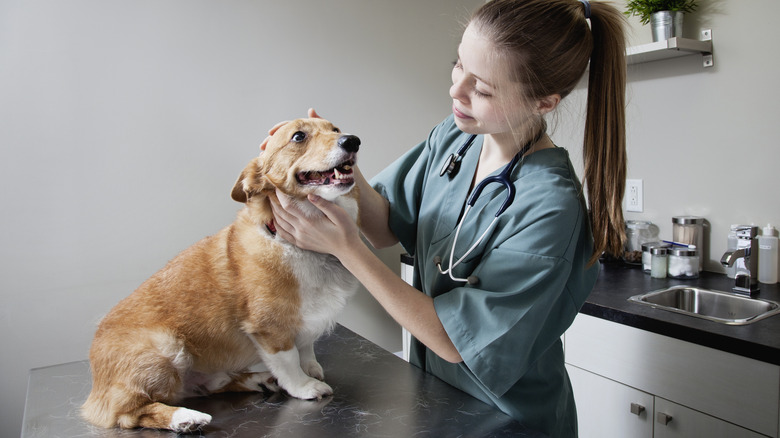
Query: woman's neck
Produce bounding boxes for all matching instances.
[471,131,553,188]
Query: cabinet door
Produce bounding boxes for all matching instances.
[566,314,779,436]
[567,364,653,438]
[654,397,766,438]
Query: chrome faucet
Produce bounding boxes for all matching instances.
[720,225,760,296]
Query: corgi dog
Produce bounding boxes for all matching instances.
[81,118,361,432]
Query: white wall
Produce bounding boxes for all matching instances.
[3,1,780,436]
[0,0,481,435]
[556,1,780,271]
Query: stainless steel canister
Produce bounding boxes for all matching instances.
[672,216,704,271]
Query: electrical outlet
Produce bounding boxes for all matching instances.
[626,179,643,212]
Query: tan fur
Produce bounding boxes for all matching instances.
[82,118,360,432]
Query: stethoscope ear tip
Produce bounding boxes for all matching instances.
[467,276,479,285]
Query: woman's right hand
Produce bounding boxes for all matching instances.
[260,108,321,150]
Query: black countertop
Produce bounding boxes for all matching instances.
[585,261,780,366]
[22,325,543,438]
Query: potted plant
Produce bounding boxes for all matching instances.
[624,0,698,42]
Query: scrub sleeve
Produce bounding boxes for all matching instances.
[371,115,598,438]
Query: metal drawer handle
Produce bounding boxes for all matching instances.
[630,403,645,416]
[657,412,673,425]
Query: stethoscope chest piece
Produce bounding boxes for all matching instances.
[440,134,477,178]
[439,153,460,177]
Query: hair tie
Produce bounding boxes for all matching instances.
[579,0,591,19]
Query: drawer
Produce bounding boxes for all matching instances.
[565,314,780,437]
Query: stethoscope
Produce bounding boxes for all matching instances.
[434,130,543,285]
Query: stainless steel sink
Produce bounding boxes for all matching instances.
[628,286,780,325]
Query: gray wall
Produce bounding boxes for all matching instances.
[557,1,780,270]
[2,0,780,436]
[0,0,481,434]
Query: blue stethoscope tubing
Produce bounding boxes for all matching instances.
[435,131,538,285]
[439,134,521,217]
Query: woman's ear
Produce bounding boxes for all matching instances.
[536,94,561,115]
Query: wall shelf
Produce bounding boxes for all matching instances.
[627,29,713,67]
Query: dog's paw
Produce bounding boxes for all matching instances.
[302,360,325,380]
[286,378,333,401]
[169,407,211,432]
[244,371,281,393]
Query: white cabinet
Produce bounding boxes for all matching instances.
[565,314,780,437]
[567,364,653,438]
[568,364,766,438]
[653,397,765,438]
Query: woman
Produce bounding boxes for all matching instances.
[270,0,626,435]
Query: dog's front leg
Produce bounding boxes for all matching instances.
[250,337,332,400]
[297,339,324,381]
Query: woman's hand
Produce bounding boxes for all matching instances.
[270,192,361,260]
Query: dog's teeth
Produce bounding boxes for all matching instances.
[334,168,343,179]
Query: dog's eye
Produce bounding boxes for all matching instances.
[291,131,307,143]
[332,127,341,133]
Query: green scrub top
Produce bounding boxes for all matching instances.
[371,115,598,437]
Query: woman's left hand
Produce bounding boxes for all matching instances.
[270,192,360,259]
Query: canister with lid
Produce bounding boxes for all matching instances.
[650,247,668,278]
[642,241,670,273]
[672,216,704,271]
[625,220,659,265]
[667,246,699,279]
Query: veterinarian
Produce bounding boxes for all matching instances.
[270,1,626,436]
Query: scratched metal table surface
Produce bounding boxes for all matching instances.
[22,324,543,438]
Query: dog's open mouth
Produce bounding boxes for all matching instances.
[296,160,355,186]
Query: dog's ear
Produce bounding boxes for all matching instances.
[231,157,267,203]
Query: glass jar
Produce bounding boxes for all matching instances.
[667,247,699,279]
[625,220,659,265]
[650,247,668,278]
[642,241,671,273]
[672,216,704,271]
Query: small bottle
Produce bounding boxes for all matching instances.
[650,247,668,279]
[758,224,779,284]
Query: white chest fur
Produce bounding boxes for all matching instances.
[282,196,360,343]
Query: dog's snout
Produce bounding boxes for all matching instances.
[338,135,360,153]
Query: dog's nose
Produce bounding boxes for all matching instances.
[338,135,360,153]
